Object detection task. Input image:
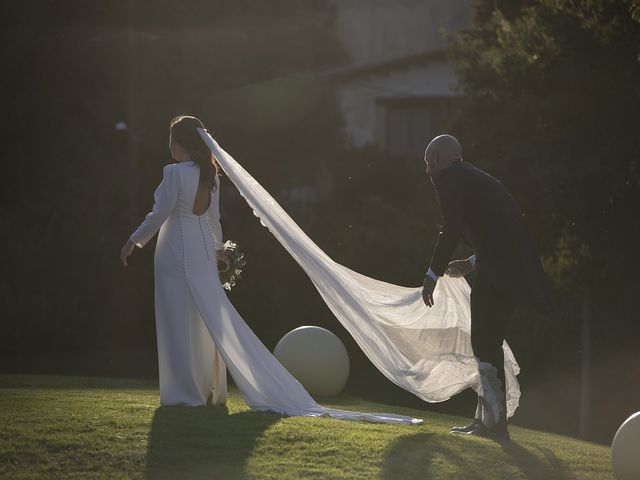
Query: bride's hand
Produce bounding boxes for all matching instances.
[217,249,231,273]
[120,239,135,267]
[445,259,474,277]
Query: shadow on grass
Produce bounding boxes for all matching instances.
[144,405,279,480]
[501,440,576,480]
[381,433,575,480]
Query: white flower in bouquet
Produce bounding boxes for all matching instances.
[217,240,247,291]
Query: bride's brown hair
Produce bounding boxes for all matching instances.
[170,115,220,192]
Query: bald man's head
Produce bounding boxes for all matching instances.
[424,134,462,176]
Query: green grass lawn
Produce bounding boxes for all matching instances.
[0,374,613,479]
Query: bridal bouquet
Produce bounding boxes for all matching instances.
[217,240,247,291]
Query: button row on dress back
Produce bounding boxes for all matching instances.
[178,216,187,276]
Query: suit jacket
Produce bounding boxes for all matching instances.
[429,161,552,311]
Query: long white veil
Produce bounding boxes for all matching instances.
[198,129,520,423]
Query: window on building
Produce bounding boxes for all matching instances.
[375,97,451,156]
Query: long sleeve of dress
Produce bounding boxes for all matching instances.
[207,175,224,249]
[129,164,180,248]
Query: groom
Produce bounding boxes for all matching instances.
[421,134,551,440]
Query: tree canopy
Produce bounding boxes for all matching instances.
[449,0,640,293]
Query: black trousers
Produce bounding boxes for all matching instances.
[470,275,515,423]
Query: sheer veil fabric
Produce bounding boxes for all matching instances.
[197,129,520,424]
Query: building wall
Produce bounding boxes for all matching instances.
[331,0,470,68]
[337,61,458,149]
[331,0,471,152]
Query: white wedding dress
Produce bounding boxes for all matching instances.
[130,160,423,425]
[130,165,227,407]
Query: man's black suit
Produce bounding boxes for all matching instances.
[429,161,552,425]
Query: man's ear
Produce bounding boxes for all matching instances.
[432,151,440,170]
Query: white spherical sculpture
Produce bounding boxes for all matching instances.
[274,326,350,396]
[612,411,640,480]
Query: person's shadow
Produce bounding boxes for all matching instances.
[144,405,279,479]
[381,432,575,479]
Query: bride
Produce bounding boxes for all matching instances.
[121,115,228,407]
[120,115,422,425]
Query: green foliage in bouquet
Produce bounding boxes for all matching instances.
[218,240,247,291]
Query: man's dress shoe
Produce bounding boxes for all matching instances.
[467,422,511,441]
[450,419,481,434]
